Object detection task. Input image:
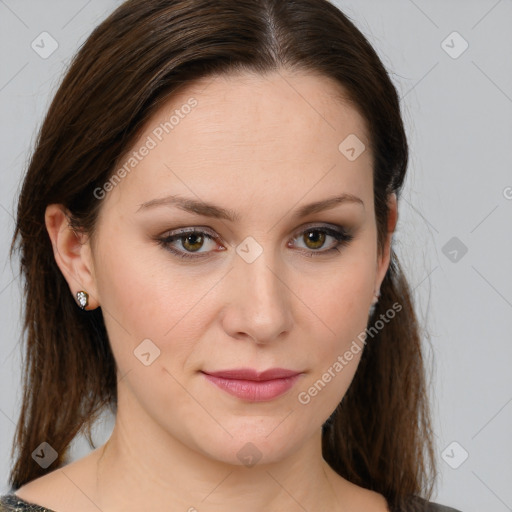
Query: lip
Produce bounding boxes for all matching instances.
[201,368,303,402]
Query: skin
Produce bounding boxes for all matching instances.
[18,69,397,512]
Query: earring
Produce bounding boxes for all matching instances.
[76,291,89,310]
[369,289,380,317]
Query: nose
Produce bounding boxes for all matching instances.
[220,248,294,345]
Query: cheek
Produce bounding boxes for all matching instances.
[94,231,215,333]
[293,293,367,422]
[298,249,377,339]
[292,244,377,407]
[91,235,203,378]
[92,242,213,434]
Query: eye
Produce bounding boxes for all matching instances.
[156,224,353,261]
[290,225,353,256]
[157,228,222,260]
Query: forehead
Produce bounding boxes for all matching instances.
[102,70,372,215]
[162,69,368,150]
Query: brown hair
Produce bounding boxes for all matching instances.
[9,0,435,508]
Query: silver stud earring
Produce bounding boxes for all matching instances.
[76,291,89,310]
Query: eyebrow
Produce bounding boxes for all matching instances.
[136,193,364,221]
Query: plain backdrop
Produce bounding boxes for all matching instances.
[1,1,511,510]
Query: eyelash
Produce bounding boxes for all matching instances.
[156,225,354,261]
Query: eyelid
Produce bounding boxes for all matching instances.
[160,222,349,245]
[162,226,218,238]
[155,226,223,260]
[157,222,353,260]
[290,221,350,238]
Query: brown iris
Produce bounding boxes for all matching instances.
[182,233,204,252]
[303,230,326,250]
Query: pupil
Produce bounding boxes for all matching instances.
[184,234,203,251]
[305,230,325,249]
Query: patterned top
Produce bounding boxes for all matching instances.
[0,495,53,511]
[0,493,463,511]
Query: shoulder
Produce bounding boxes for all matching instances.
[0,494,55,511]
[394,496,463,512]
[423,503,462,512]
[5,450,101,512]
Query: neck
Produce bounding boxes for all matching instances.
[92,390,345,512]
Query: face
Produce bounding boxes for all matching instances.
[84,70,392,466]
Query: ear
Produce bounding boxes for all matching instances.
[374,193,398,294]
[45,204,100,310]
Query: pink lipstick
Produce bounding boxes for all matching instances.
[201,368,302,402]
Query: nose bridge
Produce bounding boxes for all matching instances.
[225,242,293,342]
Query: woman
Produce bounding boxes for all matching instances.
[2,0,462,510]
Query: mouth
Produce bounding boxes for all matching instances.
[200,368,303,402]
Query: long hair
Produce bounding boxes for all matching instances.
[9,0,435,508]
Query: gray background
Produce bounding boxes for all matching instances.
[1,1,511,510]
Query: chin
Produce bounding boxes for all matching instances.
[188,418,315,468]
